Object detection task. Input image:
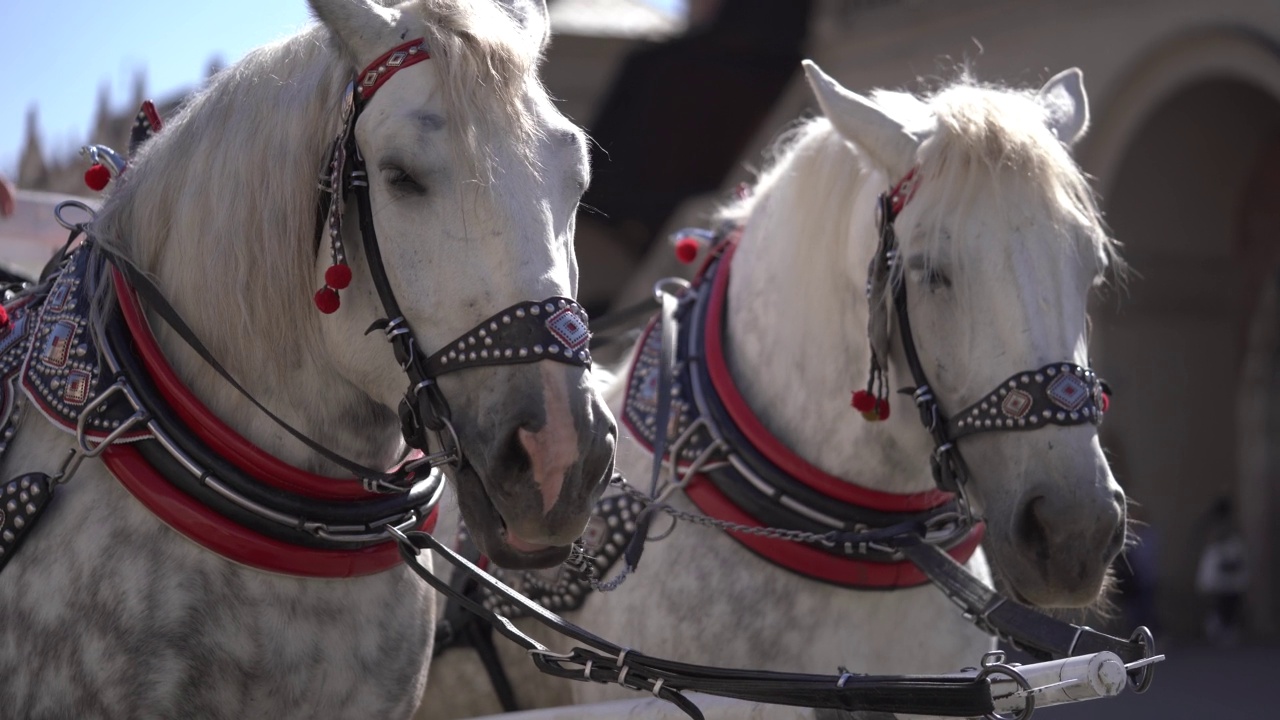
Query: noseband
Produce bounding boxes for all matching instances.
[869,170,1108,512]
[315,39,593,473]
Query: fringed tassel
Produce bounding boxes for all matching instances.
[851,354,891,421]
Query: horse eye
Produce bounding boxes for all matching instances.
[384,166,426,195]
[921,269,951,291]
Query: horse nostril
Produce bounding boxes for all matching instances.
[1016,496,1051,561]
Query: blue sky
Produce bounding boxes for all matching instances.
[0,0,685,178]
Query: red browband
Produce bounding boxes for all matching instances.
[357,38,430,101]
[103,268,436,577]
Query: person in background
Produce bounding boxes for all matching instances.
[1196,497,1249,646]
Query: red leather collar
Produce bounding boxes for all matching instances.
[103,268,435,577]
[675,236,983,588]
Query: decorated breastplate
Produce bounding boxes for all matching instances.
[0,247,149,444]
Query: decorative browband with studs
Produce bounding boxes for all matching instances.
[945,362,1107,439]
[420,297,593,376]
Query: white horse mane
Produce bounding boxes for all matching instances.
[720,76,1122,286]
[89,0,546,380]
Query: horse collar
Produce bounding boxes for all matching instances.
[0,243,444,577]
[622,231,982,589]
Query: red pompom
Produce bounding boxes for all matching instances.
[84,164,111,191]
[324,263,352,290]
[1100,392,1110,413]
[0,305,9,328]
[314,286,340,314]
[851,389,876,413]
[674,236,701,264]
[875,397,890,420]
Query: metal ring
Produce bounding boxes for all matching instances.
[978,662,1036,720]
[652,277,691,302]
[55,200,97,231]
[1127,625,1156,693]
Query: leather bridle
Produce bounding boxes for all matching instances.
[869,171,1109,517]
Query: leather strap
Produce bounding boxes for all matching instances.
[395,530,997,719]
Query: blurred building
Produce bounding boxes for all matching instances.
[6,0,1280,643]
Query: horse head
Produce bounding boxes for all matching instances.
[804,62,1125,607]
[307,0,615,568]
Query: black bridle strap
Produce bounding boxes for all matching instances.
[900,542,1155,682]
[396,530,996,719]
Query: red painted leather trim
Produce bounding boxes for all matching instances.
[702,242,956,513]
[357,39,431,101]
[684,474,983,588]
[102,443,436,578]
[112,268,379,501]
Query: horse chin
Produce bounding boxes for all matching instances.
[986,542,1113,610]
[450,462,575,570]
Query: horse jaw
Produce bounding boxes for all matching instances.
[802,60,920,179]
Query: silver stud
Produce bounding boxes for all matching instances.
[449,350,457,359]
[1035,373,1044,382]
[440,356,449,365]
[1070,411,1079,421]
[549,344,560,354]
[1056,411,1066,421]
[545,303,555,313]
[24,503,35,515]
[479,349,489,359]
[18,491,27,503]
[502,315,512,325]
[504,349,513,358]
[467,336,476,346]
[564,348,573,358]
[1047,367,1057,376]
[1008,380,1017,388]
[1029,415,1039,424]
[19,478,29,489]
[530,306,540,316]
[13,517,23,530]
[518,348,528,357]
[516,308,526,318]
[533,345,543,354]
[578,351,588,361]
[5,500,14,512]
[1021,374,1031,384]
[984,419,992,428]
[457,341,466,351]
[1017,419,1027,427]
[469,351,477,360]
[478,328,486,338]
[1042,410,1052,418]
[2,530,12,542]
[484,337,493,347]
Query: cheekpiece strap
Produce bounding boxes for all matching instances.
[946,363,1106,439]
[424,297,592,376]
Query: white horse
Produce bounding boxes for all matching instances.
[0,1,616,718]
[421,60,1126,718]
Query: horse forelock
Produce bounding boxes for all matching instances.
[88,0,548,380]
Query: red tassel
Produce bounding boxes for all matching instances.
[0,305,9,329]
[674,236,701,264]
[324,263,352,290]
[1100,392,1110,413]
[875,397,890,420]
[314,287,340,314]
[851,389,875,413]
[85,164,111,191]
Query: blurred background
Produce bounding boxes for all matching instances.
[3,0,1279,715]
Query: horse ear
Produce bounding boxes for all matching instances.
[802,60,919,178]
[1038,68,1090,146]
[308,0,401,64]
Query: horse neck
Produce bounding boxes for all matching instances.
[722,143,936,495]
[149,308,403,477]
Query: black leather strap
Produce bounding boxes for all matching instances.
[396,530,997,719]
[900,542,1154,669]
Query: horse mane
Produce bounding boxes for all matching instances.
[89,0,545,379]
[720,74,1122,285]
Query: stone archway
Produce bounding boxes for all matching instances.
[1091,70,1280,639]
